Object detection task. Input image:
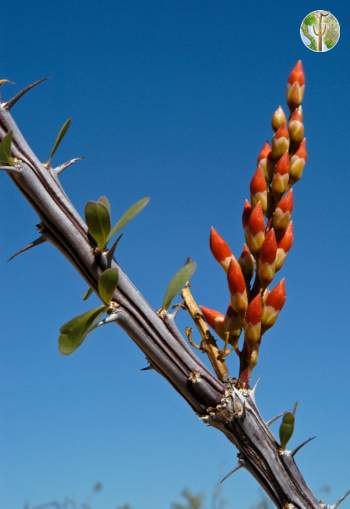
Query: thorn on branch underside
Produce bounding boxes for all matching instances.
[329,489,350,509]
[219,462,244,484]
[53,157,83,175]
[1,78,48,110]
[8,235,46,262]
[0,164,22,174]
[106,234,123,266]
[291,436,316,457]
[266,413,284,427]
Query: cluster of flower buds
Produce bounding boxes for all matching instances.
[199,61,307,387]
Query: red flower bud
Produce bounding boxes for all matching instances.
[288,107,304,144]
[287,61,305,110]
[259,228,277,286]
[227,260,248,312]
[242,199,252,229]
[250,166,268,211]
[239,244,255,283]
[276,222,294,270]
[257,142,272,162]
[290,138,307,181]
[272,153,290,194]
[262,279,286,330]
[209,227,234,272]
[266,279,286,310]
[246,294,262,325]
[245,295,262,343]
[201,305,225,339]
[272,125,290,160]
[257,142,272,180]
[273,190,293,230]
[272,106,287,131]
[288,60,305,86]
[245,202,265,254]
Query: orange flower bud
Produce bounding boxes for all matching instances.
[273,189,293,230]
[262,279,286,329]
[227,260,248,313]
[290,138,307,182]
[258,228,277,286]
[257,142,272,180]
[271,153,290,194]
[239,244,255,284]
[272,125,289,160]
[245,294,262,343]
[257,142,272,163]
[287,61,305,110]
[201,305,225,339]
[223,306,242,343]
[250,166,268,211]
[242,199,252,230]
[276,222,294,270]
[272,106,287,131]
[209,227,234,272]
[288,107,304,144]
[245,202,265,254]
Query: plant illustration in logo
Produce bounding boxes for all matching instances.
[300,10,340,52]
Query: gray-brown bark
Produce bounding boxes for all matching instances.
[0,88,341,509]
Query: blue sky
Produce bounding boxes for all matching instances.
[1,1,350,508]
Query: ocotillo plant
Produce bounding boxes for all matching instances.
[312,11,329,51]
[0,62,348,509]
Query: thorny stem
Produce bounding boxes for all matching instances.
[0,85,340,509]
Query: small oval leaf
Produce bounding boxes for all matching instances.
[59,305,106,355]
[85,200,111,250]
[107,196,150,242]
[0,132,13,164]
[98,195,111,213]
[82,287,93,301]
[162,258,197,311]
[279,411,295,450]
[98,268,119,304]
[49,118,72,160]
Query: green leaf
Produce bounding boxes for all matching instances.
[279,412,295,450]
[0,132,13,165]
[98,195,111,213]
[106,197,150,242]
[85,200,111,250]
[82,287,93,301]
[162,258,197,311]
[58,305,106,355]
[98,267,119,304]
[49,118,72,161]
